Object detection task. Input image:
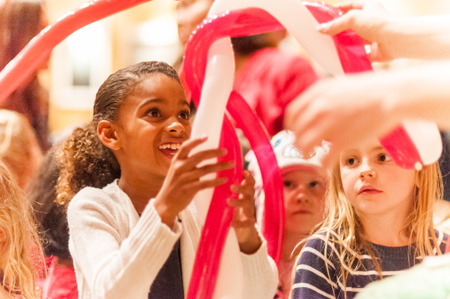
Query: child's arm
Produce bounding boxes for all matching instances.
[228,170,262,254]
[68,137,235,298]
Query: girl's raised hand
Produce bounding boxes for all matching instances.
[154,136,234,227]
[228,171,262,254]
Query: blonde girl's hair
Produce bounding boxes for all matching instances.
[309,161,442,298]
[0,160,43,299]
[0,109,43,189]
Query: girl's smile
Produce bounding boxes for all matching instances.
[158,142,183,158]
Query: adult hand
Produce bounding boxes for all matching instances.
[228,170,262,254]
[285,72,403,168]
[154,136,234,227]
[318,0,394,61]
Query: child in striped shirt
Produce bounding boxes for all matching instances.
[292,137,447,299]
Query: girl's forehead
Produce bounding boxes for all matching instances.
[341,140,384,156]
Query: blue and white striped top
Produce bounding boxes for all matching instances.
[291,230,447,299]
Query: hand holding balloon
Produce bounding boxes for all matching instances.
[317,0,392,62]
[228,170,262,254]
[154,136,234,227]
[318,0,450,61]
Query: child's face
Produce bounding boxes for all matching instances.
[283,169,326,235]
[340,139,416,220]
[114,73,191,178]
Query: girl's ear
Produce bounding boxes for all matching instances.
[97,120,121,151]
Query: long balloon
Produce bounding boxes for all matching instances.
[0,0,152,104]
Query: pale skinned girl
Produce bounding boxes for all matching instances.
[57,61,278,299]
[292,138,447,299]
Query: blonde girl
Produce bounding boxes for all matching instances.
[292,137,447,299]
[0,160,43,299]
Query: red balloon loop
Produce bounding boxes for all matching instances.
[227,91,284,264]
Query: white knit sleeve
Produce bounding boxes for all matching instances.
[68,188,181,299]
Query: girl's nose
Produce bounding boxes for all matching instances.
[359,159,376,179]
[295,186,309,204]
[167,120,185,135]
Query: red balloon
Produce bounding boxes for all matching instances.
[0,0,151,104]
[187,115,243,299]
[183,2,426,298]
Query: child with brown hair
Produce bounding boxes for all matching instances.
[57,61,278,298]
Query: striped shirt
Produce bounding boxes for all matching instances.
[292,230,447,299]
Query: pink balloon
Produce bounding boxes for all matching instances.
[183,2,440,297]
[182,10,285,299]
[227,91,284,261]
[0,0,151,104]
[187,116,243,298]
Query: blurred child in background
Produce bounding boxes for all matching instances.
[29,145,77,299]
[0,160,43,298]
[0,109,42,190]
[247,130,329,298]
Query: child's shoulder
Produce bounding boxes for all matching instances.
[302,230,342,254]
[68,180,127,213]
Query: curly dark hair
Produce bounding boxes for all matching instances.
[28,145,71,258]
[56,61,181,206]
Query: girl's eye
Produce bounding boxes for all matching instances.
[146,109,161,118]
[345,157,358,166]
[179,110,190,120]
[378,153,391,162]
[309,181,320,188]
[283,180,294,189]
